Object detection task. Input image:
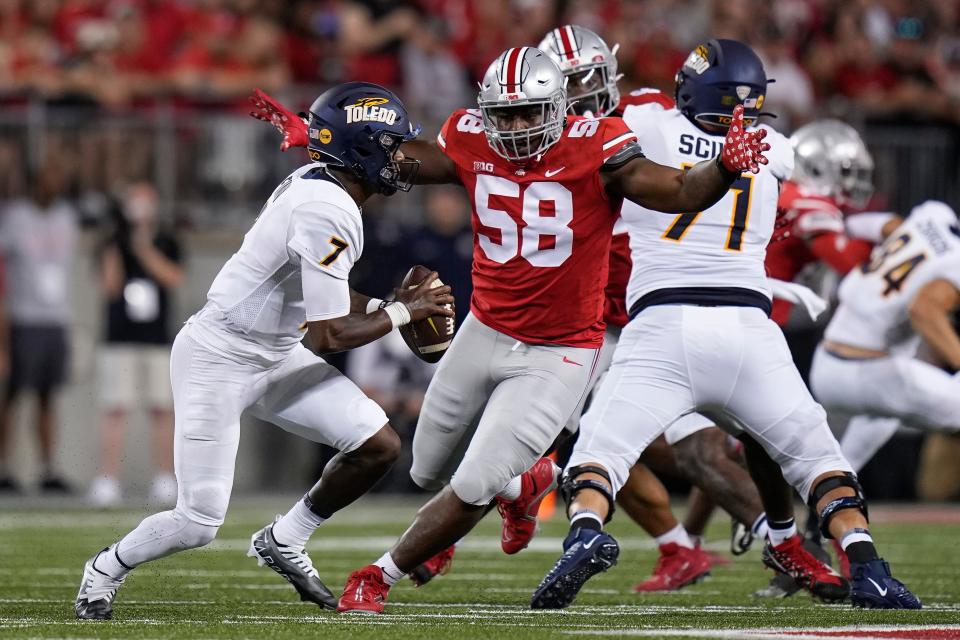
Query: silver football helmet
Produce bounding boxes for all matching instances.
[790,120,875,209]
[538,25,622,117]
[477,47,567,162]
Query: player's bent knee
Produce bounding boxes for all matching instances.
[409,468,446,493]
[450,472,506,506]
[353,424,401,468]
[179,480,230,527]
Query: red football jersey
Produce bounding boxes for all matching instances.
[603,89,675,329]
[767,181,872,325]
[438,109,637,347]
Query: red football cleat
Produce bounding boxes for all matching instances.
[337,565,390,614]
[634,543,712,592]
[762,535,849,603]
[496,458,559,554]
[831,538,851,580]
[410,544,456,587]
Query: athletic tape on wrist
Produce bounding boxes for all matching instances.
[383,301,411,328]
[365,298,385,314]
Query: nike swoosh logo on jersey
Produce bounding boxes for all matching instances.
[545,167,566,177]
[867,577,888,597]
[562,356,582,366]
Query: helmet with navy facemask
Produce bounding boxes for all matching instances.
[306,82,422,195]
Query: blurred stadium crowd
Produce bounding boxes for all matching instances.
[1,0,960,503]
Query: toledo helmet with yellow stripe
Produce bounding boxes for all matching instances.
[477,47,567,163]
[791,119,875,209]
[675,39,773,130]
[306,81,422,195]
[538,25,622,117]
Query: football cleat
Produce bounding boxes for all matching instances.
[730,520,755,556]
[634,543,712,592]
[248,518,337,610]
[752,537,834,599]
[410,544,455,587]
[338,565,391,614]
[850,559,921,609]
[75,548,126,620]
[761,535,849,603]
[496,458,560,555]
[530,527,619,609]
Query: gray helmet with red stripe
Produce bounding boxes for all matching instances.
[477,47,566,163]
[539,25,621,117]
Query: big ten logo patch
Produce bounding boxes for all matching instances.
[473,161,494,172]
[345,97,398,125]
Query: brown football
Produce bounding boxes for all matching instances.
[398,264,455,363]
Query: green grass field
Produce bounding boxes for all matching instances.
[2,496,958,639]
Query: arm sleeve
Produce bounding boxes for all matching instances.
[288,202,363,281]
[302,258,351,321]
[844,212,899,243]
[809,232,873,275]
[599,117,639,164]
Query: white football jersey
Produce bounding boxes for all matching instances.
[619,101,794,308]
[190,164,363,362]
[825,201,960,351]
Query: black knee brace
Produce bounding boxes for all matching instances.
[807,473,869,540]
[559,465,615,523]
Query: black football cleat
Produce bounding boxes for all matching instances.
[531,527,619,609]
[248,518,337,610]
[75,548,125,620]
[850,559,921,609]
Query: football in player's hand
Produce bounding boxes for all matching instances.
[398,265,455,363]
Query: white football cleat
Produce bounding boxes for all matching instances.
[75,548,126,620]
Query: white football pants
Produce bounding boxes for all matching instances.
[571,305,852,502]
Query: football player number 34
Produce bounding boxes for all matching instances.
[474,175,573,267]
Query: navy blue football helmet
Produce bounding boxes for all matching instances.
[675,39,773,130]
[306,82,422,195]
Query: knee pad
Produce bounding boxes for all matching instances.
[168,508,220,548]
[450,470,505,506]
[807,473,869,540]
[179,479,230,527]
[559,465,615,523]
[409,469,447,493]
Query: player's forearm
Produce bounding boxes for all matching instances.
[349,289,373,314]
[674,156,740,213]
[910,310,960,370]
[402,140,458,184]
[306,312,394,355]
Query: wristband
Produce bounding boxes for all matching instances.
[382,301,412,329]
[365,298,385,314]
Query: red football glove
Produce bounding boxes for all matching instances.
[249,88,309,152]
[721,105,770,174]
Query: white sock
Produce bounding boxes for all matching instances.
[840,527,874,549]
[93,544,131,579]
[271,498,327,550]
[768,518,797,547]
[752,513,769,541]
[840,415,902,473]
[496,475,522,502]
[655,523,693,549]
[374,552,405,586]
[570,510,604,530]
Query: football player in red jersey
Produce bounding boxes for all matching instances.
[769,120,901,325]
[539,25,837,597]
[250,44,769,613]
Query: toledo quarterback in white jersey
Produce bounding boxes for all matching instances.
[533,39,920,612]
[75,83,454,621]
[812,201,960,438]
